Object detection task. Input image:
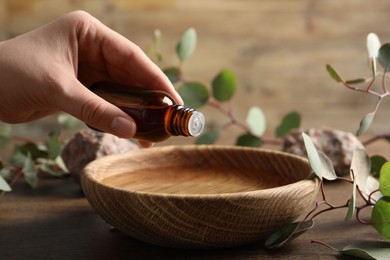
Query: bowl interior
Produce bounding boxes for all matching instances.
[90,145,312,195]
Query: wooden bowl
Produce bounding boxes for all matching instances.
[82,145,320,249]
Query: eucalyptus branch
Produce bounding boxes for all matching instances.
[208,97,249,132]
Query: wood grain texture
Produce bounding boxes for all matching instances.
[82,145,320,249]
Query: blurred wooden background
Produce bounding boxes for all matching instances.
[1,0,390,146]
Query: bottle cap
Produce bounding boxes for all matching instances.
[188,111,205,137]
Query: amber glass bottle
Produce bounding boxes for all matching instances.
[90,82,205,142]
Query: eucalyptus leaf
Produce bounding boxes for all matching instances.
[0,175,11,192]
[302,132,322,180]
[357,112,375,136]
[47,130,62,160]
[318,152,337,181]
[57,114,82,129]
[211,69,237,102]
[275,111,301,137]
[163,67,181,84]
[371,197,390,240]
[0,168,12,181]
[246,107,266,137]
[265,219,314,250]
[345,78,366,85]
[178,82,209,109]
[350,149,371,192]
[55,156,69,173]
[379,162,390,196]
[371,155,387,178]
[176,28,197,61]
[367,33,381,59]
[342,242,390,260]
[366,175,383,203]
[8,146,28,167]
[345,177,357,221]
[15,142,48,160]
[23,153,38,188]
[371,59,377,79]
[326,64,343,83]
[378,43,390,71]
[39,164,65,177]
[195,130,220,145]
[235,134,261,147]
[0,122,11,149]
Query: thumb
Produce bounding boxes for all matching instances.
[56,80,137,138]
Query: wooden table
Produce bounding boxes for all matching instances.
[0,170,385,260]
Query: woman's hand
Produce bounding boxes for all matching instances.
[0,11,182,146]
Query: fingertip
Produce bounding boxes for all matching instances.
[110,117,137,138]
[138,140,154,148]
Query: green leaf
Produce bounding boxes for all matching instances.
[345,177,357,221]
[23,153,38,188]
[275,112,301,138]
[366,175,383,203]
[318,152,337,181]
[8,146,28,167]
[371,197,390,240]
[57,113,82,129]
[265,219,314,250]
[39,164,65,177]
[378,43,390,71]
[195,130,220,145]
[176,28,197,61]
[302,132,322,180]
[371,155,387,178]
[379,162,390,196]
[47,130,62,160]
[0,122,11,149]
[55,156,69,173]
[15,143,48,160]
[246,107,266,137]
[357,112,375,136]
[342,242,390,260]
[367,33,381,59]
[345,78,366,85]
[326,64,343,83]
[163,67,181,84]
[178,82,209,109]
[0,175,11,192]
[351,149,371,192]
[0,168,12,181]
[211,69,237,102]
[235,134,261,147]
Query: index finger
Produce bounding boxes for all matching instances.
[76,12,184,105]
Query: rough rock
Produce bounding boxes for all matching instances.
[283,128,365,176]
[61,129,139,182]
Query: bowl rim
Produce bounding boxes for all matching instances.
[82,144,320,199]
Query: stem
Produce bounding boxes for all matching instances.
[9,168,23,187]
[356,205,372,225]
[382,69,389,93]
[362,132,390,146]
[310,201,349,219]
[208,97,283,146]
[311,240,339,252]
[209,97,250,132]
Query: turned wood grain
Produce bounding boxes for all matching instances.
[82,145,320,249]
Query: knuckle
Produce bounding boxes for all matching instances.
[80,99,110,128]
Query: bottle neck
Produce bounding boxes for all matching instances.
[167,106,205,137]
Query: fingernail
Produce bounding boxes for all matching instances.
[111,117,136,137]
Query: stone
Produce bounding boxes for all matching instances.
[61,129,139,182]
[283,127,365,176]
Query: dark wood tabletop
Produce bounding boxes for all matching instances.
[0,171,386,260]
